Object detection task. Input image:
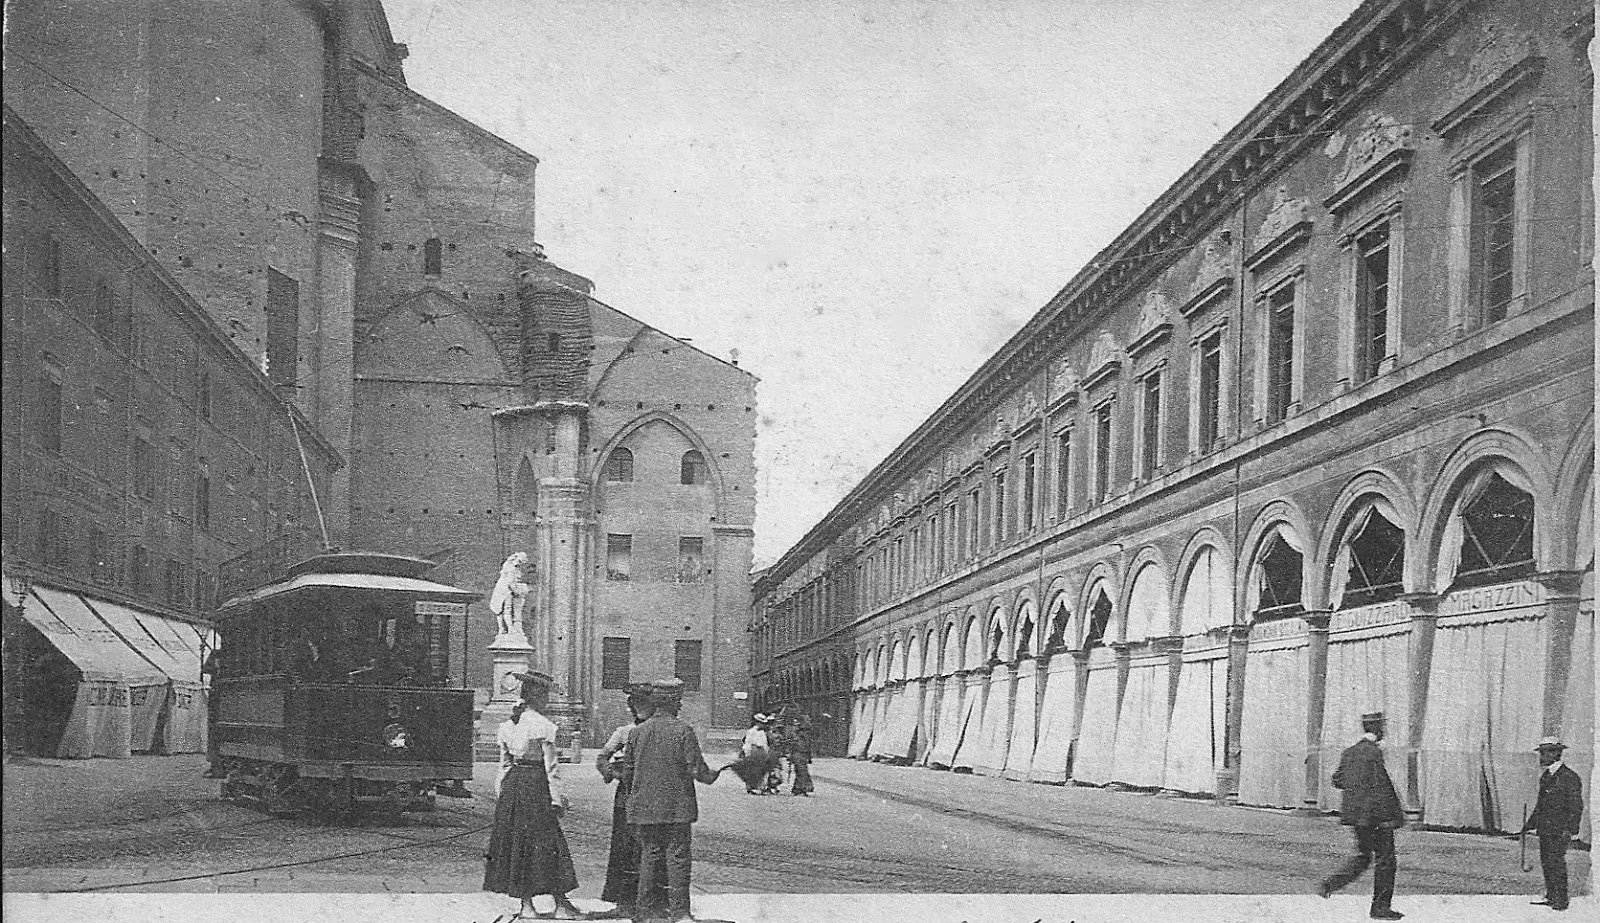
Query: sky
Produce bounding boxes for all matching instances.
[380,0,1365,568]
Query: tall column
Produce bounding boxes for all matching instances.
[1300,609,1333,815]
[536,407,589,762]
[1217,623,1250,804]
[1401,592,1440,821]
[313,163,363,548]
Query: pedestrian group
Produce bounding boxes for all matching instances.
[483,681,1584,922]
[1318,711,1586,918]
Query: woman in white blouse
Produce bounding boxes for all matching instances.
[482,671,583,920]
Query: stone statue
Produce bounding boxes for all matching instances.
[490,552,532,638]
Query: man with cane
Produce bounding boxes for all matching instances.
[1520,736,1584,911]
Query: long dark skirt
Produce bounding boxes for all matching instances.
[727,750,779,792]
[601,779,669,908]
[484,762,579,899]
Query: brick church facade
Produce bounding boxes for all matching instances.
[4,0,754,746]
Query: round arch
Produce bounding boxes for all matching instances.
[1314,468,1418,610]
[961,608,984,670]
[1013,596,1041,659]
[1235,499,1316,621]
[1415,427,1554,594]
[1554,413,1595,570]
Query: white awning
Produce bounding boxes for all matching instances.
[80,596,204,686]
[27,587,168,686]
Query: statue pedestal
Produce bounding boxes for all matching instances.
[544,699,587,765]
[476,634,536,761]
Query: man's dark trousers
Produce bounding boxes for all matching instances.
[1539,832,1569,909]
[1324,826,1396,913]
[636,823,692,918]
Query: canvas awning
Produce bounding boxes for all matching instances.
[26,587,167,686]
[80,596,204,686]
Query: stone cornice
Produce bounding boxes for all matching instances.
[754,0,1477,590]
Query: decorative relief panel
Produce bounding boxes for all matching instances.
[1082,331,1124,390]
[1128,288,1174,357]
[1435,25,1543,137]
[1326,112,1414,214]
[1246,186,1315,272]
[1049,360,1081,403]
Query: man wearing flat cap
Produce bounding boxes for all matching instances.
[1319,711,1406,920]
[623,677,723,923]
[1520,737,1584,911]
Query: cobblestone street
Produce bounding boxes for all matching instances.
[4,751,1588,922]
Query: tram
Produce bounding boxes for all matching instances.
[210,552,478,822]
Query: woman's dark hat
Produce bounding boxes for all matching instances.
[511,670,558,693]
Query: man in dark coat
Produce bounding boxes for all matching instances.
[623,678,723,923]
[1319,711,1405,920]
[1521,736,1585,911]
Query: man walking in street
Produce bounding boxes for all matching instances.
[1520,736,1584,911]
[1319,711,1405,920]
[624,677,724,923]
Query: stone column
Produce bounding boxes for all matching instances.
[1401,592,1440,820]
[1300,609,1333,815]
[536,408,589,763]
[1217,623,1251,804]
[1536,571,1585,738]
[313,163,364,548]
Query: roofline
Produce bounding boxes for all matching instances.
[2,105,345,468]
[757,0,1465,590]
[353,59,540,169]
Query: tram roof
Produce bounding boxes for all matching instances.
[215,571,479,617]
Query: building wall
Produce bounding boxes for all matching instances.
[755,0,1594,821]
[1,108,338,621]
[5,0,759,743]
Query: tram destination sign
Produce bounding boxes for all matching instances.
[414,600,469,618]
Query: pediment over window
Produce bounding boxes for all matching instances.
[1246,186,1315,272]
[1325,113,1414,214]
[1048,360,1081,409]
[1434,27,1544,138]
[1082,331,1124,390]
[1127,288,1174,357]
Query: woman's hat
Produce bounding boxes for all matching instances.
[753,713,770,723]
[512,670,558,693]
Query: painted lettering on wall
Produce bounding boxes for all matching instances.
[1440,580,1542,616]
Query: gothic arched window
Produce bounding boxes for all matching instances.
[604,447,634,482]
[680,450,708,485]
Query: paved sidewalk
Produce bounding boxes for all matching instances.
[3,891,1593,923]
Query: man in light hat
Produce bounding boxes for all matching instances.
[1520,736,1584,911]
[623,677,724,923]
[1319,711,1406,920]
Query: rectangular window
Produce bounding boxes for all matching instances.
[1198,332,1223,451]
[1356,224,1390,381]
[1266,284,1296,424]
[1021,452,1037,532]
[601,636,631,689]
[605,534,632,581]
[992,471,1007,544]
[944,503,957,570]
[967,489,981,558]
[130,545,149,594]
[1140,372,1163,478]
[195,459,211,532]
[36,509,59,565]
[677,536,705,583]
[92,281,117,340]
[1055,430,1073,518]
[196,570,217,612]
[674,639,703,691]
[165,559,187,607]
[1477,148,1516,323]
[39,361,63,454]
[88,528,109,583]
[1094,403,1114,501]
[266,268,300,387]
